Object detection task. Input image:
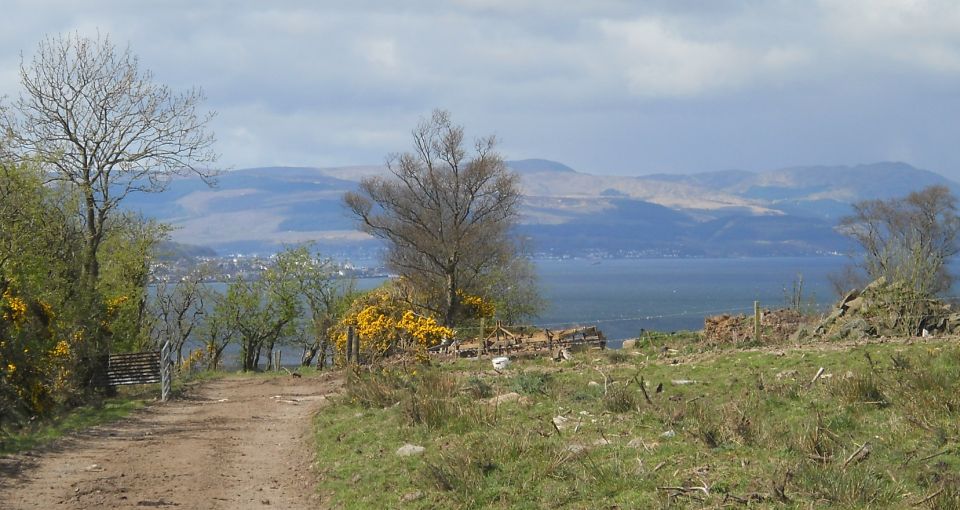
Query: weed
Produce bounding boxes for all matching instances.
[463,376,494,399]
[605,350,630,364]
[510,371,552,395]
[832,372,889,408]
[601,384,638,413]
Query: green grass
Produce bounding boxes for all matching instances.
[0,387,150,454]
[0,365,248,454]
[314,339,960,508]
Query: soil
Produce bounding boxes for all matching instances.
[0,372,342,509]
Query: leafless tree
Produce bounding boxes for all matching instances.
[345,110,524,325]
[151,264,213,366]
[2,33,218,282]
[839,185,960,295]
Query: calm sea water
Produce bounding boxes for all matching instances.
[533,257,846,344]
[177,256,848,358]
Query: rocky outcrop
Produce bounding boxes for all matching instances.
[794,278,959,341]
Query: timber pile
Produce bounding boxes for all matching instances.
[703,309,807,344]
[449,322,606,358]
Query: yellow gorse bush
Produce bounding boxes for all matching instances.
[397,311,454,347]
[105,294,130,316]
[1,288,28,325]
[333,287,455,358]
[457,290,496,319]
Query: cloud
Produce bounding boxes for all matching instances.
[597,18,812,97]
[356,37,400,70]
[1,2,960,177]
[819,0,960,74]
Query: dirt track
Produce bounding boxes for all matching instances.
[0,372,341,509]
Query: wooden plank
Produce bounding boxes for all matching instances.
[106,350,161,387]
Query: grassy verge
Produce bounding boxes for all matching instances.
[0,365,240,454]
[314,338,960,508]
[0,386,152,454]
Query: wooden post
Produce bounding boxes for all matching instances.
[353,332,361,365]
[479,318,486,354]
[754,300,761,343]
[346,326,354,364]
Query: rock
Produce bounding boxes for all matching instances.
[844,296,864,313]
[487,392,521,406]
[621,339,638,349]
[552,415,572,430]
[401,491,424,503]
[671,379,697,385]
[790,325,813,343]
[775,370,798,380]
[587,381,600,388]
[565,443,586,454]
[836,318,873,340]
[593,438,611,446]
[396,444,426,457]
[839,288,861,308]
[660,430,676,438]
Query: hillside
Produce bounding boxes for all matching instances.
[121,160,959,257]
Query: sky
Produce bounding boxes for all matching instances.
[2,1,960,178]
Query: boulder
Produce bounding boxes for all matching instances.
[396,444,426,457]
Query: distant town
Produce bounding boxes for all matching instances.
[150,253,391,283]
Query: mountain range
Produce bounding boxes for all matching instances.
[121,160,960,258]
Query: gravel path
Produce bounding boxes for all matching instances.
[0,372,341,509]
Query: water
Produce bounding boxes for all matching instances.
[171,256,848,360]
[533,257,846,344]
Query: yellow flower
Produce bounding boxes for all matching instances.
[1,288,28,325]
[49,340,70,358]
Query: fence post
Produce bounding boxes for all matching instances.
[353,331,361,365]
[479,318,486,354]
[160,340,172,402]
[346,326,354,364]
[754,300,761,343]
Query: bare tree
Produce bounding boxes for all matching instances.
[2,33,218,282]
[345,110,524,325]
[151,265,213,366]
[839,185,960,295]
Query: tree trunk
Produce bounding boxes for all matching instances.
[301,345,318,366]
[444,270,458,326]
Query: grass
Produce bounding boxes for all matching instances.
[0,365,243,454]
[314,337,960,508]
[0,386,151,454]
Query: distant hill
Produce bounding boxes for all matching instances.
[507,159,577,174]
[120,160,960,257]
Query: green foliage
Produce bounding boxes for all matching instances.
[508,371,552,395]
[0,161,164,433]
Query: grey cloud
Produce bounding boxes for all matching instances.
[1,1,960,177]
